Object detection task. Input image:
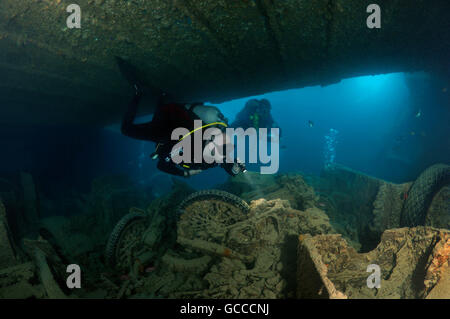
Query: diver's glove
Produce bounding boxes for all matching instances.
[234,162,247,175]
[223,161,247,176]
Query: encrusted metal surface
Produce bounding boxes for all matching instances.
[0,0,448,125]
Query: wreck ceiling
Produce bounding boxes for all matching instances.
[0,0,448,125]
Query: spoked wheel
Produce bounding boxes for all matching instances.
[105,211,149,271]
[177,190,250,244]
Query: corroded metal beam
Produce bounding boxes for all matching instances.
[0,0,448,125]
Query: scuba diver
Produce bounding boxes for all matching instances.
[118,57,246,178]
[231,98,279,133]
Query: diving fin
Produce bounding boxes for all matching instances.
[115,56,145,88]
[115,56,184,103]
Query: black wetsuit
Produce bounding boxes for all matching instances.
[122,94,236,176]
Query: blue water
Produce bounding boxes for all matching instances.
[187,72,449,188]
[0,72,448,197]
[218,73,410,175]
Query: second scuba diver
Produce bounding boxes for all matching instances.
[231,98,279,132]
